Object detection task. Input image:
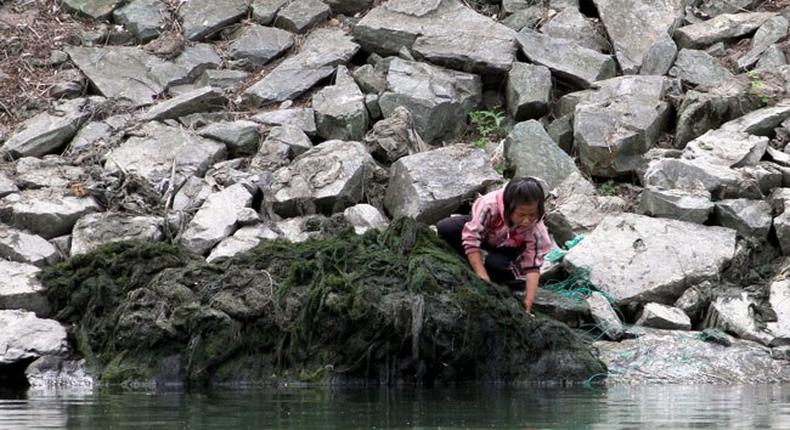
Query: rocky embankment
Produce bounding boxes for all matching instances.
[2,0,790,388]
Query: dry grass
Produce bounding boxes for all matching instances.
[0,0,95,136]
[760,0,790,11]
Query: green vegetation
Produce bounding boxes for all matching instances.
[747,71,772,106]
[597,179,618,196]
[469,109,506,149]
[41,218,605,387]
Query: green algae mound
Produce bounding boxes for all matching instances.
[41,217,605,386]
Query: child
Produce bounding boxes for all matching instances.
[436,177,554,315]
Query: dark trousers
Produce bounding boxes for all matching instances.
[436,215,521,286]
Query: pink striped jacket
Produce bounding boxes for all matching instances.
[461,189,554,278]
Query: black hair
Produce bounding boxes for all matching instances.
[503,177,546,226]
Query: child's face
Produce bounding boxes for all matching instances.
[510,201,540,228]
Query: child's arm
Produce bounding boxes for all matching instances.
[467,251,490,281]
[519,222,555,314]
[523,272,539,314]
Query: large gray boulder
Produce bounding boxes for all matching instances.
[353,0,517,75]
[539,7,609,53]
[0,261,50,317]
[15,156,85,190]
[198,120,260,158]
[683,129,768,168]
[638,187,714,224]
[180,183,255,255]
[379,58,481,144]
[179,0,248,41]
[642,158,759,199]
[363,106,428,163]
[0,310,68,365]
[640,33,678,76]
[63,0,124,20]
[564,213,737,306]
[704,294,774,346]
[504,120,580,190]
[384,144,501,224]
[506,63,551,121]
[0,189,101,239]
[0,226,59,267]
[516,29,616,88]
[251,0,289,25]
[669,49,734,87]
[635,303,692,330]
[737,16,789,70]
[3,98,96,158]
[344,204,389,234]
[675,12,776,49]
[243,28,359,105]
[71,212,164,256]
[569,76,671,177]
[140,86,225,121]
[206,223,281,263]
[596,328,790,383]
[112,0,167,42]
[720,103,790,136]
[714,199,772,239]
[274,0,329,33]
[586,292,625,341]
[768,276,790,340]
[229,24,293,66]
[252,108,317,136]
[270,140,377,217]
[593,0,686,74]
[545,192,628,245]
[313,66,369,141]
[66,46,221,106]
[104,122,226,186]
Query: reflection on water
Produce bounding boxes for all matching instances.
[1,384,790,429]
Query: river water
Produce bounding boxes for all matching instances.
[1,384,790,429]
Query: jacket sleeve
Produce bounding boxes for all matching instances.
[520,221,555,274]
[461,198,492,255]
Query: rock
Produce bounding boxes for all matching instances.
[140,86,225,121]
[0,310,68,365]
[506,63,551,121]
[504,120,580,190]
[197,69,249,90]
[636,303,692,330]
[532,288,590,328]
[180,183,255,255]
[206,224,281,263]
[25,356,94,389]
[344,204,389,234]
[173,176,212,212]
[0,261,50,316]
[546,115,574,154]
[570,75,671,177]
[640,34,678,76]
[756,44,787,70]
[596,328,789,383]
[0,226,58,267]
[179,0,248,41]
[3,98,95,158]
[0,172,17,198]
[252,108,317,136]
[15,156,85,190]
[516,29,616,88]
[384,144,501,224]
[775,210,790,255]
[674,281,713,323]
[65,114,129,156]
[353,0,517,75]
[49,70,85,99]
[642,158,758,199]
[683,129,768,168]
[62,0,125,20]
[379,58,481,144]
[352,64,387,94]
[697,0,761,17]
[274,215,334,243]
[314,66,369,141]
[720,103,790,136]
[71,212,163,256]
[66,46,220,106]
[768,277,790,339]
[105,122,226,187]
[593,0,686,74]
[586,292,625,341]
[639,187,714,224]
[704,294,774,345]
[714,199,772,239]
[274,0,329,33]
[251,0,289,25]
[364,106,427,164]
[737,16,789,70]
[741,162,783,196]
[365,94,382,120]
[545,192,628,245]
[112,0,167,43]
[675,12,776,49]
[0,189,101,239]
[198,120,260,158]
[540,7,608,53]
[501,5,544,31]
[270,140,376,217]
[229,24,293,66]
[244,28,359,105]
[669,49,734,87]
[564,213,737,306]
[250,125,312,171]
[324,0,373,15]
